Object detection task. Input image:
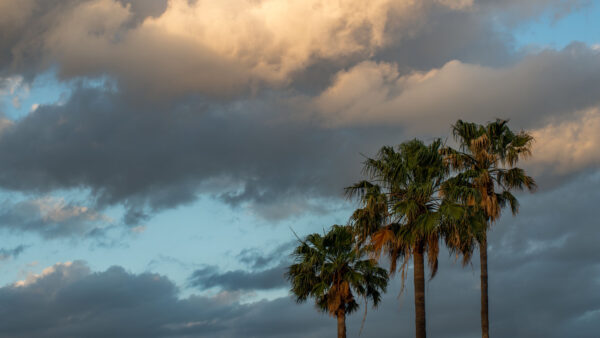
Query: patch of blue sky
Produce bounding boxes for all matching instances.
[513,1,600,50]
[0,69,117,121]
[125,196,352,293]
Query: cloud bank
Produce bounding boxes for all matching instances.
[0,0,598,222]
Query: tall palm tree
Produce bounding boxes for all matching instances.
[441,119,536,338]
[347,139,466,338]
[286,225,388,338]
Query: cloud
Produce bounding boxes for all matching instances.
[0,245,27,261]
[189,263,287,292]
[315,44,600,134]
[530,107,600,176]
[237,240,294,270]
[436,0,474,10]
[0,196,112,238]
[13,261,83,287]
[190,241,294,291]
[481,171,600,337]
[0,86,393,223]
[0,260,332,338]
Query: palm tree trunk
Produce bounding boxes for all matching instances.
[413,243,426,338]
[336,309,346,338]
[480,232,489,338]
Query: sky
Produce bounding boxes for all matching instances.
[0,0,599,337]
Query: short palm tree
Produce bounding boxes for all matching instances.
[286,225,388,338]
[441,119,536,338]
[347,139,466,338]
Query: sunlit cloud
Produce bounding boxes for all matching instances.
[531,107,600,175]
[14,261,75,287]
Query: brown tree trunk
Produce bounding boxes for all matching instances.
[336,309,346,338]
[480,232,489,338]
[413,243,426,338]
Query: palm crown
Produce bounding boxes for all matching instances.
[441,119,536,222]
[346,138,471,338]
[286,224,388,318]
[347,138,465,276]
[440,119,536,338]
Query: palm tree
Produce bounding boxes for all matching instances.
[347,139,466,338]
[286,225,388,338]
[441,119,536,338]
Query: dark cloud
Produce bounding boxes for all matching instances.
[0,86,399,223]
[0,260,333,338]
[117,0,168,24]
[237,240,294,270]
[376,5,515,70]
[190,241,295,291]
[189,263,287,291]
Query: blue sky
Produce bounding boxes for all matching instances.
[514,1,600,49]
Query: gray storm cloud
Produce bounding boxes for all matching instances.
[189,241,294,291]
